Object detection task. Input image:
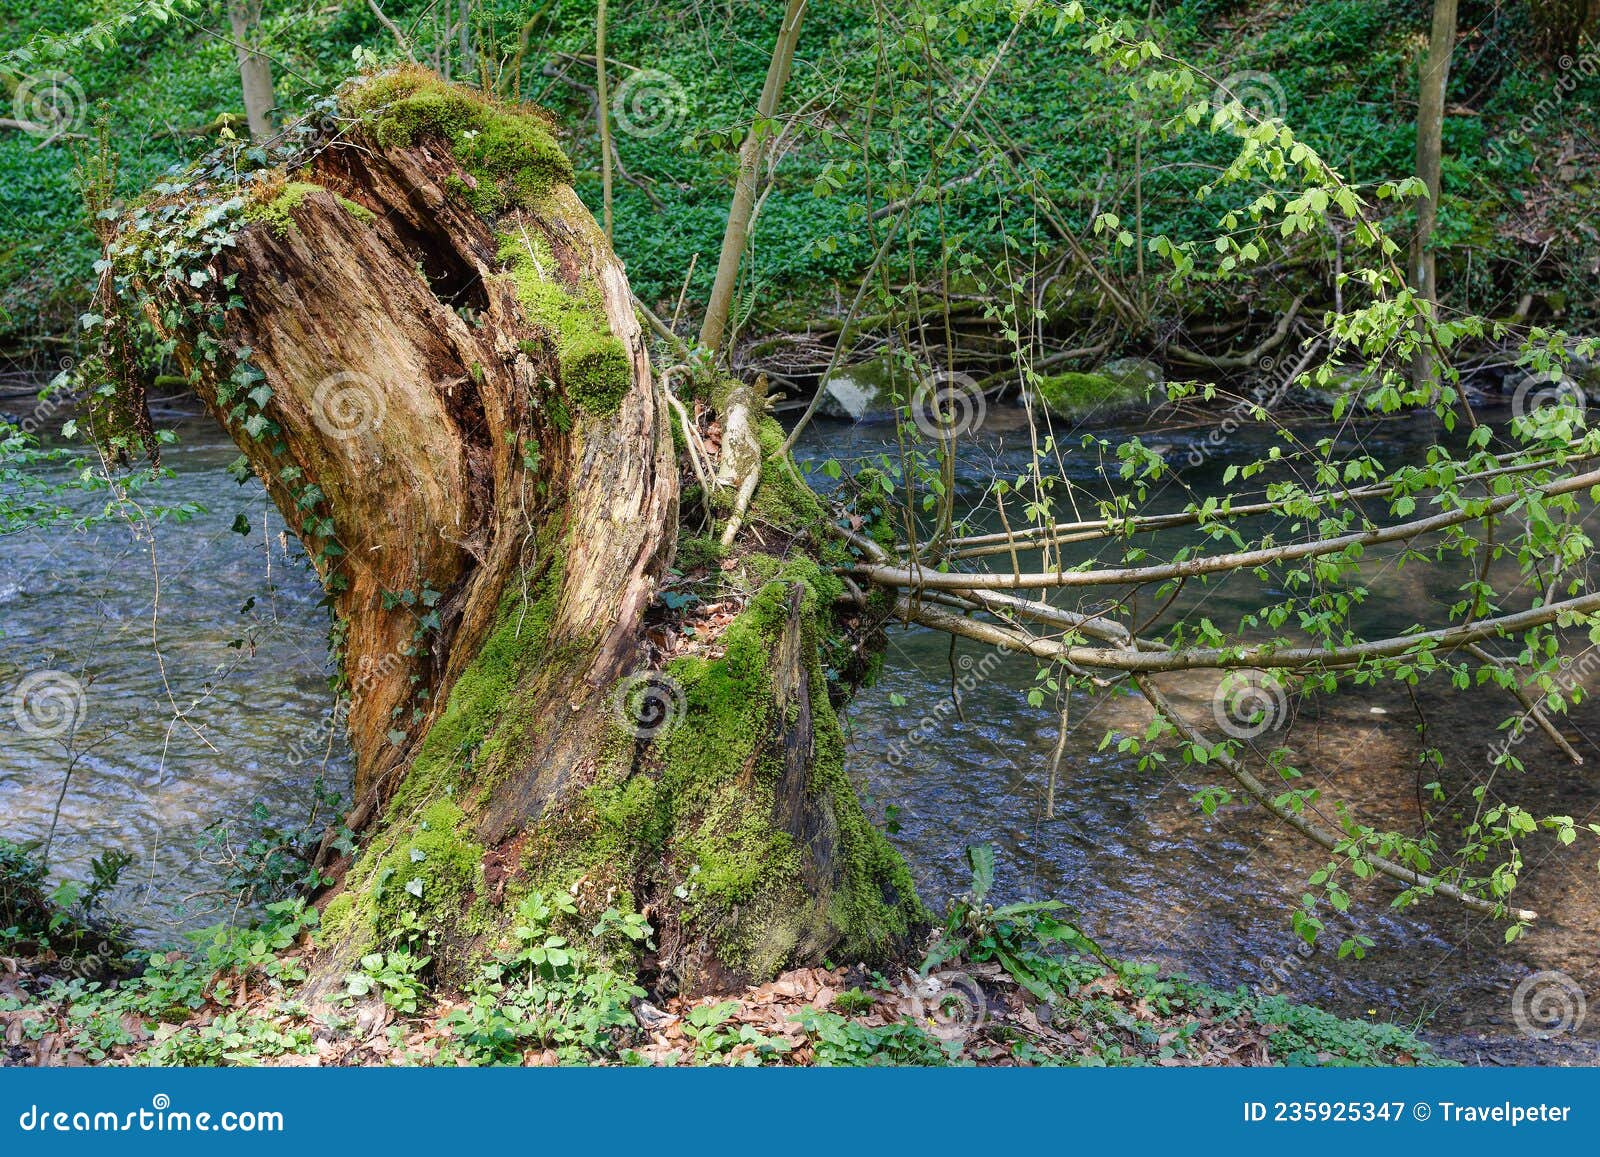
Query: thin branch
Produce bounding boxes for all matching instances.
[1135,676,1536,922]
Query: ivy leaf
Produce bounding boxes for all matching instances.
[404,877,424,898]
[231,513,251,536]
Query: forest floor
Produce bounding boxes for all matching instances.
[0,924,1442,1068]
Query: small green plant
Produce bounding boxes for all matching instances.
[345,949,431,1015]
[195,783,353,909]
[832,987,876,1015]
[436,890,652,1065]
[790,1008,948,1066]
[925,845,1110,1004]
[680,1000,791,1065]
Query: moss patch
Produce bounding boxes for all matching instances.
[1034,371,1151,421]
[499,230,630,414]
[341,69,626,413]
[322,798,485,957]
[394,549,568,813]
[242,181,376,237]
[652,556,921,979]
[340,67,573,216]
[242,181,320,237]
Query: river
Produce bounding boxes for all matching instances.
[2,401,1596,1063]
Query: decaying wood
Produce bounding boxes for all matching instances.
[130,75,916,995]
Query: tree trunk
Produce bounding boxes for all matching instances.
[596,0,613,241]
[698,0,808,355]
[1410,0,1456,389]
[111,69,919,996]
[227,0,277,142]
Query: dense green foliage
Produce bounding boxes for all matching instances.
[3,0,1596,359]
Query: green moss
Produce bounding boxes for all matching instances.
[1034,371,1148,421]
[675,535,726,572]
[395,549,568,811]
[516,754,668,906]
[242,181,322,237]
[334,194,377,225]
[341,68,573,215]
[652,556,920,979]
[320,892,358,941]
[241,181,377,237]
[504,551,919,983]
[746,418,829,533]
[498,232,629,414]
[340,70,624,412]
[322,798,485,956]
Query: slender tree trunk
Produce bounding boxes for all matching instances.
[227,0,277,142]
[1411,0,1456,389]
[115,71,918,996]
[458,0,475,79]
[597,0,613,241]
[698,0,808,355]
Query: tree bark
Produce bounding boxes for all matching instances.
[227,0,277,142]
[698,0,808,355]
[1410,0,1456,389]
[114,70,918,996]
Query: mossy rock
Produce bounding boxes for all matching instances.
[1034,370,1152,422]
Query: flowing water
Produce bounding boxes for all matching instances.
[2,402,1597,1063]
[0,416,350,933]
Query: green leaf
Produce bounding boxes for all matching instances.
[966,843,996,901]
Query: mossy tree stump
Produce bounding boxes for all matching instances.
[104,69,919,995]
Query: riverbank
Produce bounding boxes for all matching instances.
[0,894,1443,1069]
